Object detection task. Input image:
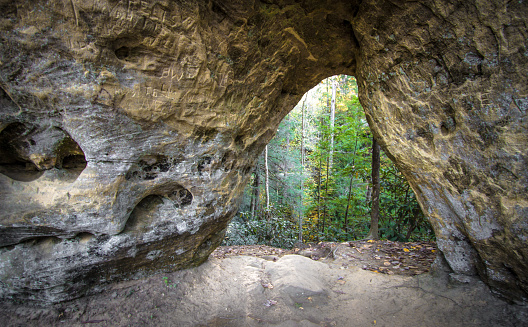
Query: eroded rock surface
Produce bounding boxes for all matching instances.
[0,0,526,304]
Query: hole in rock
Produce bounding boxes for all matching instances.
[114,45,145,63]
[0,123,43,181]
[126,155,176,181]
[225,75,434,249]
[440,116,456,136]
[62,155,88,171]
[168,188,193,208]
[0,123,86,182]
[115,46,131,60]
[124,195,164,233]
[124,185,193,233]
[73,232,96,243]
[197,156,212,174]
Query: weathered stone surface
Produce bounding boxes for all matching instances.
[0,0,526,304]
[353,0,528,303]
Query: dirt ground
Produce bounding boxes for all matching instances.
[1,241,527,326]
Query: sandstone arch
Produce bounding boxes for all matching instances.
[0,0,526,304]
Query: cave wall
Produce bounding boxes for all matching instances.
[353,0,528,302]
[0,0,526,304]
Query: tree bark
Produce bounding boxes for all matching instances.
[299,94,306,242]
[367,138,380,240]
[343,136,359,235]
[329,76,336,170]
[324,156,329,228]
[250,166,260,220]
[265,145,270,217]
[317,148,322,233]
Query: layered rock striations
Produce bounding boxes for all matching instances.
[0,0,526,303]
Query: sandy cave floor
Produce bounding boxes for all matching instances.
[1,240,527,327]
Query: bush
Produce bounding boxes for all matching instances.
[223,207,298,249]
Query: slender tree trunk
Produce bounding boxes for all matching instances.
[324,156,330,227]
[299,94,306,243]
[367,138,380,240]
[344,136,359,235]
[329,77,336,170]
[317,152,322,233]
[265,145,270,218]
[405,207,420,240]
[250,167,260,220]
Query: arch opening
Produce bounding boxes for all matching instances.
[224,75,434,249]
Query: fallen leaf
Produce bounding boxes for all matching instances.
[403,248,410,252]
[383,261,391,266]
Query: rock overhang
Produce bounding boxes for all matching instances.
[0,0,526,304]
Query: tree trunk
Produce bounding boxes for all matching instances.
[317,150,322,233]
[324,156,330,227]
[405,207,420,240]
[299,94,306,243]
[329,76,336,170]
[250,166,260,220]
[367,138,380,240]
[265,145,270,217]
[343,136,359,235]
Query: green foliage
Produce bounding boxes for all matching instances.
[161,277,179,288]
[227,75,435,247]
[377,161,435,241]
[223,209,298,249]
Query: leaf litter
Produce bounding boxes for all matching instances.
[212,240,437,276]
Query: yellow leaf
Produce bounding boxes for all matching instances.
[403,248,410,252]
[367,240,375,243]
[431,249,436,252]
